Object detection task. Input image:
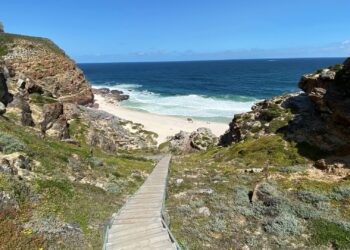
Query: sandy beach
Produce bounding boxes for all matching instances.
[94,94,229,144]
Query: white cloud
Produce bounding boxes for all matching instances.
[74,40,350,63]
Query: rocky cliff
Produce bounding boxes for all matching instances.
[0,33,93,105]
[0,32,157,150]
[220,57,350,170]
[0,32,158,249]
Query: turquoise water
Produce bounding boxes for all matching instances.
[79,58,344,122]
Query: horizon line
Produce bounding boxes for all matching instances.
[77,56,346,64]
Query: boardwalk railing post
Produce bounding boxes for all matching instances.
[161,155,182,250]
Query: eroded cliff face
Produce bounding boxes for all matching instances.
[220,57,350,170]
[0,33,157,151]
[1,33,93,105]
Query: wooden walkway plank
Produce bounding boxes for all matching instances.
[104,155,178,250]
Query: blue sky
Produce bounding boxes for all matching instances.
[2,0,350,62]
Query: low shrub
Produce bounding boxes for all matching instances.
[278,165,307,173]
[189,199,205,208]
[260,104,284,121]
[297,190,329,204]
[0,132,26,154]
[208,217,227,232]
[293,202,322,219]
[232,185,251,206]
[331,185,350,201]
[264,212,303,236]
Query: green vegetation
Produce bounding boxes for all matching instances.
[0,116,154,249]
[0,32,65,56]
[166,134,350,249]
[309,220,350,249]
[261,103,285,121]
[29,94,57,106]
[266,114,292,133]
[214,135,306,167]
[0,131,26,154]
[68,118,89,144]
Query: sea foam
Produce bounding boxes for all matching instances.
[94,83,258,122]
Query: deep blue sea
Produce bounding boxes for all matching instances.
[79,58,344,122]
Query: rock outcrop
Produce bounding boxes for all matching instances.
[0,32,157,152]
[1,33,93,105]
[167,128,218,153]
[76,107,157,151]
[92,88,129,102]
[220,57,350,168]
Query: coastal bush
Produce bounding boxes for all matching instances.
[232,185,250,206]
[264,213,303,236]
[293,202,322,219]
[225,136,306,167]
[260,104,284,121]
[266,118,290,133]
[331,185,350,201]
[189,198,205,208]
[297,190,329,204]
[309,219,350,249]
[278,165,307,173]
[0,132,26,154]
[208,217,227,232]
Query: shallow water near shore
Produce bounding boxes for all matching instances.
[80,58,344,122]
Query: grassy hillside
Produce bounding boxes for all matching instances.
[0,114,155,249]
[166,135,350,249]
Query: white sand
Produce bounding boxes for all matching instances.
[94,94,229,144]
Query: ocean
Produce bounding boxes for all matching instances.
[79,58,344,123]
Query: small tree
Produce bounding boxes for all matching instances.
[0,22,3,33]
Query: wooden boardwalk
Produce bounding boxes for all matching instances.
[105,155,178,250]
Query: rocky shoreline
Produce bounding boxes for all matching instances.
[92,87,129,104]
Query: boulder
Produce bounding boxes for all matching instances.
[198,206,211,217]
[190,127,218,151]
[92,87,130,102]
[40,102,64,133]
[0,73,13,105]
[168,131,191,152]
[47,116,70,140]
[21,98,35,126]
[168,128,218,152]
